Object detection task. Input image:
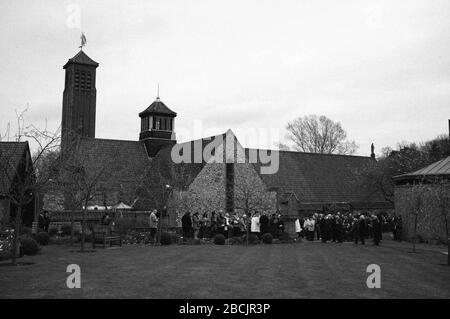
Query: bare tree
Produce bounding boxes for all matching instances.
[0,109,60,264]
[55,140,113,251]
[233,164,276,216]
[285,115,358,154]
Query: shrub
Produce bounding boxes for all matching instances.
[35,232,50,245]
[213,234,226,245]
[160,232,172,245]
[279,232,290,243]
[0,250,12,261]
[246,233,259,244]
[170,234,179,245]
[61,224,72,236]
[262,233,273,244]
[20,238,39,256]
[48,227,58,237]
[20,226,32,236]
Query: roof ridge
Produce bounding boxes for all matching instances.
[245,147,372,159]
[176,132,228,146]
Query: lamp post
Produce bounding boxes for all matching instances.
[157,184,172,245]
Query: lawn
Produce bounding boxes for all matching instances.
[0,239,449,299]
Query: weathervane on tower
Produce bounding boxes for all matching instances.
[79,32,87,50]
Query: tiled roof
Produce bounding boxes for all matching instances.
[63,50,99,68]
[139,98,177,117]
[0,142,30,195]
[75,138,150,205]
[248,149,386,204]
[394,156,450,180]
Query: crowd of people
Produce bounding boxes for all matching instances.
[41,208,404,246]
[178,210,403,246]
[180,210,285,241]
[295,212,403,245]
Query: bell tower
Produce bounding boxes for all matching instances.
[139,95,177,157]
[61,50,99,151]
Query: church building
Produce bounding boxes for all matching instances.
[46,49,392,234]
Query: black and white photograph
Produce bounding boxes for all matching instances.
[0,0,449,304]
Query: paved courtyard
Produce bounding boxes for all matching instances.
[0,239,449,299]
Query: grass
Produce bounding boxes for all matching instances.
[0,239,449,299]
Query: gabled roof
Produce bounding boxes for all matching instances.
[248,149,386,204]
[63,50,99,69]
[134,132,229,210]
[394,156,450,181]
[146,131,229,188]
[139,98,177,117]
[0,142,31,195]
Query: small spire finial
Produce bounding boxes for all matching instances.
[157,83,160,99]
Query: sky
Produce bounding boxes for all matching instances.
[0,0,449,156]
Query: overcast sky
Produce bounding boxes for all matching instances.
[0,0,449,156]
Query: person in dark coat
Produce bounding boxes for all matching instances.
[330,215,337,242]
[372,215,382,246]
[277,214,285,236]
[181,211,192,241]
[43,211,51,232]
[269,214,277,237]
[319,216,330,243]
[352,217,359,244]
[259,213,270,235]
[210,211,217,237]
[101,212,111,226]
[394,216,403,241]
[38,211,46,231]
[355,215,367,244]
[334,216,344,243]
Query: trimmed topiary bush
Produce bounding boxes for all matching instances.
[170,234,179,245]
[279,232,290,243]
[246,233,259,244]
[21,238,39,256]
[48,227,58,237]
[20,226,32,236]
[61,224,72,236]
[213,234,226,245]
[160,232,172,245]
[262,233,273,244]
[35,232,50,245]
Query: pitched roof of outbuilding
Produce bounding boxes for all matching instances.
[0,142,31,195]
[394,156,450,181]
